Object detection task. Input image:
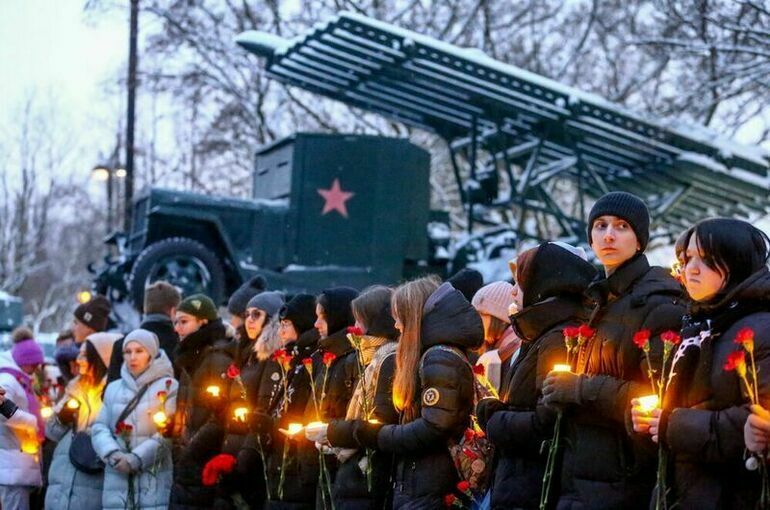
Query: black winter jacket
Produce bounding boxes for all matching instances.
[327,342,399,510]
[377,283,484,510]
[169,319,234,510]
[486,297,588,509]
[558,254,685,510]
[263,328,321,510]
[660,268,770,509]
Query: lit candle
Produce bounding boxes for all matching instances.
[206,385,221,398]
[66,399,80,410]
[636,395,660,413]
[552,364,571,373]
[152,411,168,427]
[368,418,380,424]
[286,422,304,435]
[233,407,249,422]
[40,407,53,419]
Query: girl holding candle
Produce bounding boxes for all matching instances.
[45,332,119,510]
[92,329,178,510]
[349,277,484,509]
[632,218,770,508]
[541,192,685,509]
[305,285,400,510]
[475,242,596,509]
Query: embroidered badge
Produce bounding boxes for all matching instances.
[422,387,440,407]
[83,312,92,322]
[270,372,280,382]
[192,300,201,310]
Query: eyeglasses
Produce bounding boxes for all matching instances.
[245,310,264,321]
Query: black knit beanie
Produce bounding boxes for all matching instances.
[519,243,598,308]
[279,294,317,335]
[227,276,267,316]
[73,295,111,332]
[317,287,359,335]
[587,191,650,251]
[447,268,484,302]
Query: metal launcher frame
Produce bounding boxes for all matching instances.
[237,12,770,249]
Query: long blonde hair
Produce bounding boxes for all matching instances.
[391,276,440,422]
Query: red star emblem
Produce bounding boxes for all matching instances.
[317,178,355,218]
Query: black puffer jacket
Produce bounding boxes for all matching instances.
[660,268,770,509]
[263,328,322,510]
[558,254,685,510]
[377,283,484,510]
[215,323,285,510]
[486,298,589,509]
[169,319,234,510]
[327,341,399,510]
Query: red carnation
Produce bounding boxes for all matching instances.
[202,453,237,486]
[563,326,580,338]
[735,327,755,353]
[457,480,471,493]
[633,329,651,350]
[578,324,596,339]
[226,364,241,379]
[115,421,133,435]
[724,350,747,374]
[347,326,364,336]
[473,364,485,376]
[323,351,337,367]
[302,357,313,369]
[156,390,168,402]
[165,379,173,389]
[464,428,475,443]
[444,494,457,507]
[660,331,682,345]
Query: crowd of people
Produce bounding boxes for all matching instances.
[1,190,770,509]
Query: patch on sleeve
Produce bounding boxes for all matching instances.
[422,387,440,407]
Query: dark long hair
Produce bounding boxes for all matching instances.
[84,340,108,384]
[683,218,770,293]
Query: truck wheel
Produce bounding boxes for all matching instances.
[128,237,226,309]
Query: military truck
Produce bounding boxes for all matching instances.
[93,133,448,309]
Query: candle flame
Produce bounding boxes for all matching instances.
[233,407,249,422]
[637,394,660,413]
[552,364,571,373]
[152,411,168,427]
[206,385,221,398]
[286,423,304,435]
[66,399,80,409]
[40,407,53,419]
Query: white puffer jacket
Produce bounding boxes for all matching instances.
[92,351,178,510]
[0,351,42,487]
[44,376,107,510]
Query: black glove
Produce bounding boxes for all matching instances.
[475,398,507,430]
[352,419,384,449]
[57,403,79,426]
[542,371,584,407]
[0,399,18,420]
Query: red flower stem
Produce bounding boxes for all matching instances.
[749,349,760,405]
[278,439,289,500]
[539,408,562,510]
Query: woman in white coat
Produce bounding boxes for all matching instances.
[45,332,120,510]
[92,328,178,509]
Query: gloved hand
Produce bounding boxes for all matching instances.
[542,371,584,407]
[57,402,79,426]
[475,397,507,430]
[109,451,129,473]
[304,421,328,444]
[352,419,384,449]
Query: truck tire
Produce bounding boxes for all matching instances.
[128,237,226,310]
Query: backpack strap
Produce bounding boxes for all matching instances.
[115,381,152,426]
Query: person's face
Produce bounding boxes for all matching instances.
[123,341,152,376]
[511,283,524,311]
[230,314,244,330]
[174,311,205,339]
[76,343,90,377]
[314,304,328,338]
[20,364,40,375]
[279,319,298,344]
[591,215,640,271]
[244,307,266,340]
[71,318,95,343]
[392,307,403,334]
[684,234,726,302]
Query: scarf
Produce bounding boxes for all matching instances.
[345,337,396,421]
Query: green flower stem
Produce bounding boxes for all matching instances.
[539,408,562,510]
